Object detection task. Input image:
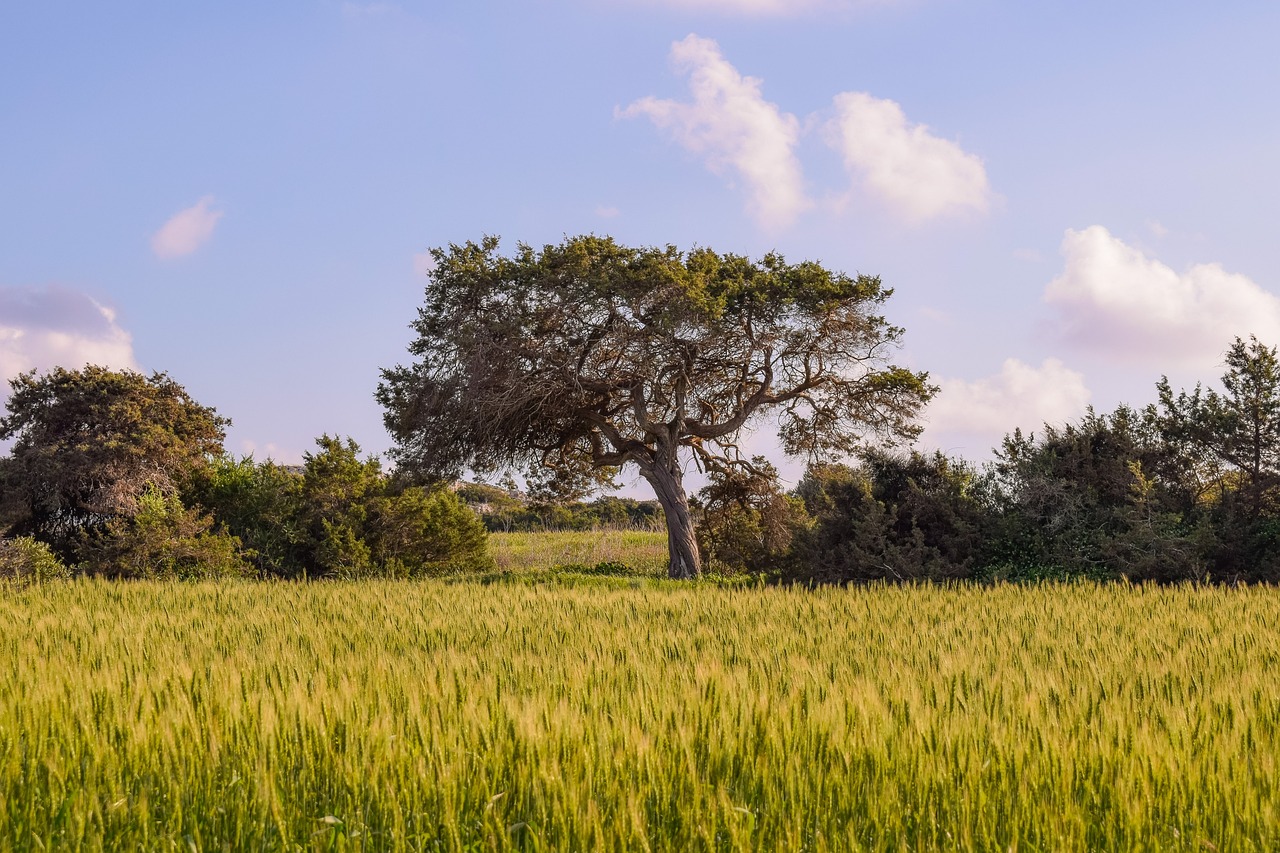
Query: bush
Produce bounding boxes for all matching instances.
[694,460,809,575]
[370,488,495,577]
[77,486,252,579]
[786,453,986,583]
[0,536,70,582]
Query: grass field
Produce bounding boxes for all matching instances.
[2,576,1279,851]
[487,529,668,576]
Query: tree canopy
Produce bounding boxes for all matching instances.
[0,366,229,552]
[378,235,935,577]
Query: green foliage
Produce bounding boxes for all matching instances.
[0,366,228,558]
[0,536,70,582]
[185,455,308,577]
[458,484,663,533]
[286,436,493,578]
[1157,336,1280,580]
[77,486,251,579]
[368,488,494,577]
[987,406,1204,581]
[694,458,809,574]
[379,234,933,577]
[788,452,986,583]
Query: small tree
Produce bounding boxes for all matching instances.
[0,366,228,559]
[1158,336,1280,520]
[1157,336,1280,579]
[378,236,934,578]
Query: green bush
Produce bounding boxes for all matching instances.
[77,486,252,579]
[370,488,495,576]
[0,536,70,582]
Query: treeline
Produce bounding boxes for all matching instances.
[699,337,1280,584]
[4,336,1280,583]
[0,367,492,580]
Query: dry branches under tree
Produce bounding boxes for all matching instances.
[378,235,935,578]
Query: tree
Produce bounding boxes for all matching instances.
[290,435,494,578]
[76,485,251,579]
[1157,336,1280,579]
[0,366,228,558]
[185,455,309,578]
[378,235,934,577]
[788,452,986,583]
[694,458,808,575]
[988,406,1202,581]
[1158,336,1280,520]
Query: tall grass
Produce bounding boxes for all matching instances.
[487,529,668,575]
[1,579,1278,850]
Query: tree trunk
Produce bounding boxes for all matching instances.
[640,450,702,579]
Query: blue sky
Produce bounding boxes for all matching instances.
[3,1,1279,484]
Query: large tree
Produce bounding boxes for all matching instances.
[0,366,228,553]
[378,235,934,577]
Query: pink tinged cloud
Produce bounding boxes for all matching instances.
[618,35,809,230]
[0,285,138,386]
[924,358,1091,452]
[825,92,991,224]
[633,0,888,14]
[151,196,223,259]
[1044,226,1280,366]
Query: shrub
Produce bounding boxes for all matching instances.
[370,488,495,576]
[0,536,70,582]
[77,486,252,579]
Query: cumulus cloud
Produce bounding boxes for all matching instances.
[825,92,991,223]
[151,196,223,259]
[618,35,808,230]
[0,285,137,386]
[1044,226,1280,366]
[923,358,1091,452]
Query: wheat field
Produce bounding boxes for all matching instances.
[1,578,1278,850]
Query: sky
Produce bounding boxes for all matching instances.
[3,1,1279,490]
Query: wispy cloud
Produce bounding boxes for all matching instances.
[151,196,223,259]
[924,358,1091,453]
[0,285,137,385]
[825,92,991,223]
[595,205,621,219]
[1044,226,1280,367]
[625,0,897,16]
[618,35,809,230]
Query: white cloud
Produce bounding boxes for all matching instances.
[151,196,223,259]
[618,35,808,230]
[1044,225,1280,366]
[595,205,621,219]
[923,358,1091,453]
[628,0,892,14]
[825,92,991,223]
[0,286,137,387]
